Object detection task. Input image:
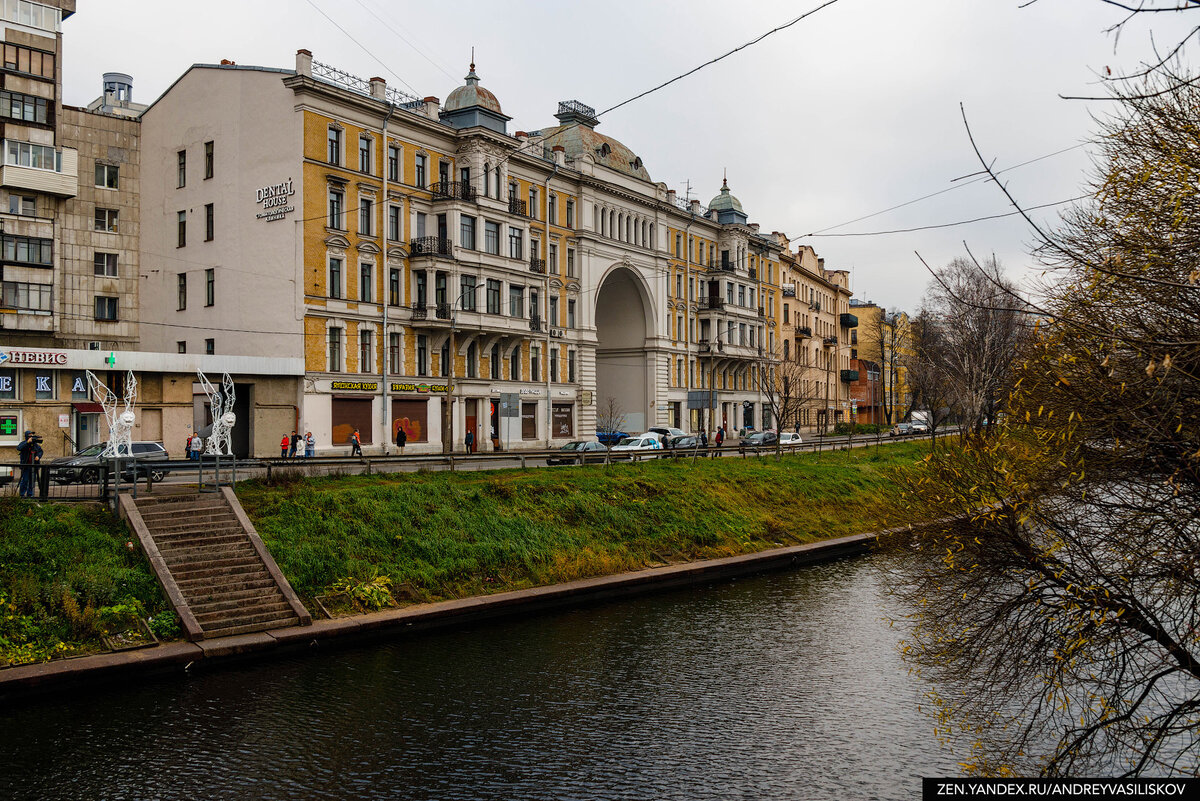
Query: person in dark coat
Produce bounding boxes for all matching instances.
[465,429,475,454]
[396,426,407,452]
[289,430,301,459]
[17,430,42,499]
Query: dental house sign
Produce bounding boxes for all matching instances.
[255,178,296,222]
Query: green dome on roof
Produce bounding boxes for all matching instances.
[445,62,502,114]
[708,178,744,213]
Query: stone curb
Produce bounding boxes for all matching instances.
[0,530,882,703]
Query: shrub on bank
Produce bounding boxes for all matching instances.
[832,422,884,435]
[238,441,928,608]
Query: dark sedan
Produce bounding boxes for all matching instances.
[547,440,609,465]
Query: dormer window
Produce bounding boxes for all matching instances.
[631,157,642,171]
[597,142,611,158]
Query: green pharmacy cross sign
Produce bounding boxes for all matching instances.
[0,416,18,436]
[104,351,116,367]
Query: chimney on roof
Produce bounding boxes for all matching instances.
[750,223,760,233]
[690,199,701,215]
[296,49,312,76]
[220,59,236,66]
[422,96,439,118]
[370,76,386,101]
[552,144,565,166]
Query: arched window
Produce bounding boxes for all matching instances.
[609,210,616,238]
[617,213,624,241]
[594,206,600,234]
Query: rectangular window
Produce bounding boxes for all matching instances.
[94,296,118,321]
[177,341,186,354]
[490,343,501,380]
[0,89,48,124]
[416,212,426,238]
[360,263,372,303]
[466,342,477,379]
[176,150,186,187]
[389,332,400,374]
[0,368,14,400]
[440,342,449,377]
[387,144,399,182]
[204,203,214,241]
[8,195,34,216]
[388,206,400,241]
[327,126,341,165]
[2,43,55,79]
[328,328,342,371]
[550,347,559,382]
[435,271,447,306]
[528,187,537,220]
[510,346,521,381]
[415,270,427,306]
[484,221,500,255]
[783,304,790,323]
[1,280,51,311]
[205,338,215,355]
[415,154,427,188]
[416,334,428,376]
[508,227,522,259]
[175,210,185,245]
[177,273,187,310]
[460,215,476,250]
[567,248,575,277]
[95,162,118,189]
[204,140,214,179]
[568,350,576,382]
[205,268,214,306]
[329,258,342,299]
[550,295,559,327]
[566,199,574,227]
[460,275,477,311]
[96,208,119,233]
[567,299,576,329]
[549,243,558,274]
[509,285,523,318]
[738,285,746,306]
[548,195,557,225]
[438,160,449,186]
[359,329,373,373]
[676,275,683,298]
[486,279,501,314]
[359,197,373,236]
[359,135,371,173]
[530,345,540,382]
[92,252,117,277]
[389,268,400,306]
[328,188,344,229]
[675,233,682,257]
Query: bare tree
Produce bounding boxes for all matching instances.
[758,344,826,459]
[595,396,626,464]
[869,307,913,426]
[902,309,956,450]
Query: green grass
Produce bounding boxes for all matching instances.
[237,442,929,606]
[0,500,176,666]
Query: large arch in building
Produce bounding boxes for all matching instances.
[594,264,654,434]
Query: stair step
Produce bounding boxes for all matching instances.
[202,616,300,638]
[180,576,278,599]
[194,599,292,625]
[137,498,227,512]
[140,515,240,531]
[163,546,259,567]
[155,532,248,549]
[172,562,268,582]
[189,588,288,614]
[201,607,298,630]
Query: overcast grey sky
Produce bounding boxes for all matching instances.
[60,0,1197,312]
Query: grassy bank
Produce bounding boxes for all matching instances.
[0,500,177,666]
[237,442,928,609]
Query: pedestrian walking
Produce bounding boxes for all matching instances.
[189,433,202,460]
[465,429,475,454]
[304,431,315,458]
[17,430,42,499]
[350,428,363,457]
[715,426,725,448]
[280,433,290,458]
[289,430,301,459]
[395,426,407,452]
[700,429,708,448]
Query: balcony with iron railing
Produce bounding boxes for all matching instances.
[782,286,796,297]
[796,326,812,337]
[410,236,453,257]
[749,267,758,281]
[823,335,839,347]
[529,315,544,332]
[409,303,453,322]
[701,296,724,310]
[757,306,765,318]
[697,338,725,353]
[529,257,546,274]
[508,197,528,217]
[431,181,477,203]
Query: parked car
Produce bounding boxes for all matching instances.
[547,440,608,465]
[647,426,688,448]
[910,421,930,434]
[610,434,663,458]
[670,435,706,451]
[742,430,779,448]
[890,423,913,437]
[0,465,11,486]
[596,430,629,446]
[49,442,171,484]
[779,432,803,446]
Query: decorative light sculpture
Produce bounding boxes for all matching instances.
[197,371,236,456]
[86,370,137,457]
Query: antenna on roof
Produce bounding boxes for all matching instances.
[681,179,693,203]
[470,46,474,71]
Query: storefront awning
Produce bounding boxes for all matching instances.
[72,402,104,413]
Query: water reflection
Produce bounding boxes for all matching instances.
[0,555,962,800]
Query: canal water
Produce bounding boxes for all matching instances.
[0,554,963,800]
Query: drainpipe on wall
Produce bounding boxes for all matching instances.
[543,163,557,448]
[376,82,396,455]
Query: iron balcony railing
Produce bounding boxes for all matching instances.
[410,236,452,257]
[701,296,724,309]
[757,306,765,317]
[431,181,477,202]
[529,315,544,332]
[749,267,758,280]
[411,304,427,320]
[508,198,528,217]
[529,257,546,274]
[797,326,812,337]
[782,287,796,297]
[823,335,839,346]
[435,303,452,320]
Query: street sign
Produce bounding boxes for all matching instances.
[687,389,714,410]
[499,392,520,418]
[58,414,69,428]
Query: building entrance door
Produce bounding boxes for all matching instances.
[489,398,500,450]
[465,398,478,453]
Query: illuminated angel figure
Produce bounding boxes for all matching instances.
[85,370,137,457]
[197,370,236,456]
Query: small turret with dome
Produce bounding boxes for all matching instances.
[709,176,748,225]
[441,57,511,134]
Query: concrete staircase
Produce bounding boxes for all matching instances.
[120,488,311,641]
